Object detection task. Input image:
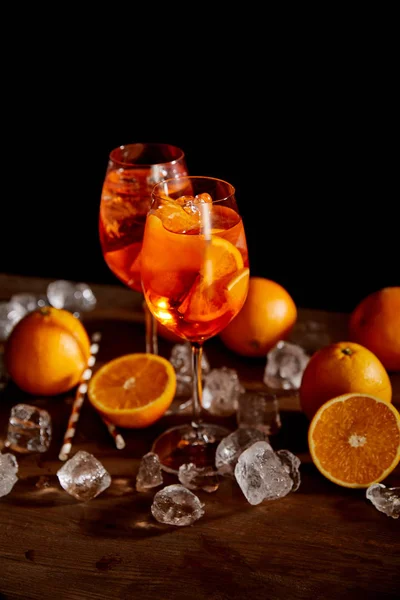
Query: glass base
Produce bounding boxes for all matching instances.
[151,423,230,475]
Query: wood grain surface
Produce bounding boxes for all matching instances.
[0,274,399,600]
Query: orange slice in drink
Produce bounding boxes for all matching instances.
[308,393,400,488]
[87,353,176,428]
[203,236,243,282]
[225,267,250,313]
[181,237,245,322]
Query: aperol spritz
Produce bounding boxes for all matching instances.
[141,176,249,472]
[99,143,188,353]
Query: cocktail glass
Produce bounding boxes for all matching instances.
[99,143,188,354]
[141,176,250,472]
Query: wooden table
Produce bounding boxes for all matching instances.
[0,274,399,600]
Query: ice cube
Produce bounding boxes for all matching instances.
[237,390,281,435]
[215,427,267,476]
[263,340,310,390]
[288,320,332,354]
[10,294,39,313]
[194,193,212,204]
[151,484,205,526]
[136,452,163,492]
[0,453,19,498]
[169,342,210,398]
[366,483,400,519]
[5,404,52,453]
[176,194,195,206]
[202,367,244,416]
[276,449,301,492]
[234,441,294,505]
[0,300,27,341]
[178,463,219,493]
[57,450,111,501]
[46,280,97,315]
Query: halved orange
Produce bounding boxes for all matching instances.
[308,393,400,488]
[87,353,176,428]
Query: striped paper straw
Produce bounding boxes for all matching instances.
[100,415,126,450]
[58,332,125,460]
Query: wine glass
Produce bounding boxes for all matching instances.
[99,143,188,354]
[141,176,250,473]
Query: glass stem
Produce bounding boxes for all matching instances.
[144,301,158,355]
[191,342,203,431]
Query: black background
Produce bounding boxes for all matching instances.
[1,40,398,313]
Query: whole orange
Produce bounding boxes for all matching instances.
[5,306,91,396]
[219,277,297,357]
[299,341,392,420]
[349,287,400,372]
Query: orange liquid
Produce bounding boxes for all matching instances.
[99,165,187,293]
[99,168,150,292]
[141,204,249,343]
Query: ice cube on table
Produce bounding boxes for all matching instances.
[10,294,39,313]
[276,449,301,492]
[151,484,205,526]
[366,483,400,519]
[136,452,163,492]
[57,450,111,501]
[0,453,19,498]
[234,441,295,505]
[169,342,210,398]
[215,427,267,476]
[178,463,220,493]
[5,404,52,453]
[0,301,27,341]
[288,320,332,354]
[263,340,310,390]
[46,280,97,315]
[237,390,281,435]
[202,367,244,416]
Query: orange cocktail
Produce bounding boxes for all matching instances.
[141,194,249,343]
[98,143,188,355]
[141,176,250,472]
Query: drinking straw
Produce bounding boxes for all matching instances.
[99,415,126,450]
[58,331,126,460]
